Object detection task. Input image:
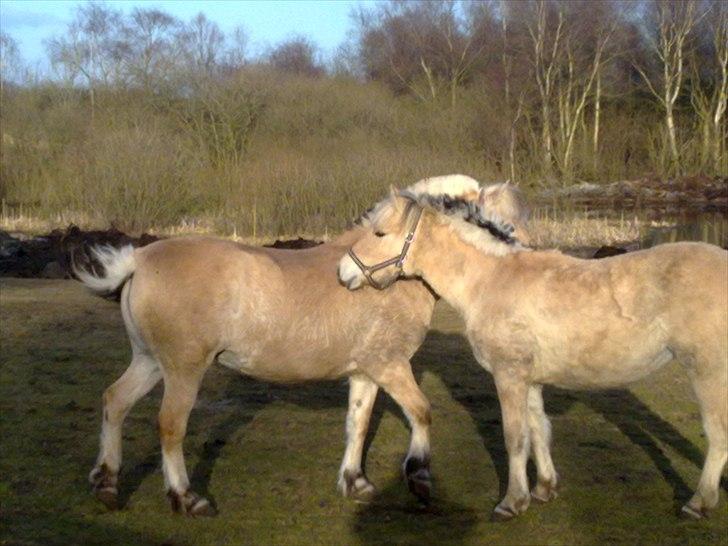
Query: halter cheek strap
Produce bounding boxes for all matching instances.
[347,206,422,290]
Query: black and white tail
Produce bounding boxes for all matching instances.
[73,245,136,297]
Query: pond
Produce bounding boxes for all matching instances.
[533,202,728,250]
[640,210,727,248]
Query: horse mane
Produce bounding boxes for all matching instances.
[354,174,481,228]
[400,190,524,256]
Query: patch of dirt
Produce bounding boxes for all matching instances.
[540,175,727,211]
[0,226,322,279]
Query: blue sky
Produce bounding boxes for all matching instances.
[1,0,375,73]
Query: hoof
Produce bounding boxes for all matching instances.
[404,456,432,503]
[90,464,119,511]
[491,496,529,521]
[339,470,377,503]
[491,504,517,522]
[531,483,558,504]
[680,504,708,520]
[95,486,119,510]
[406,470,432,503]
[168,490,217,517]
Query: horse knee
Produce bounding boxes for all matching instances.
[102,386,127,424]
[412,398,431,427]
[158,412,185,447]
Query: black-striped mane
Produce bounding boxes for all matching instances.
[402,192,518,246]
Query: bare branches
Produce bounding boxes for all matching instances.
[634,0,703,169]
[355,1,490,105]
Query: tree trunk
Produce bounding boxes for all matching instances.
[665,105,679,168]
[593,72,601,173]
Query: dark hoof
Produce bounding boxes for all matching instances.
[404,457,431,503]
[680,504,707,520]
[406,470,432,503]
[95,486,119,510]
[90,465,119,510]
[168,490,217,517]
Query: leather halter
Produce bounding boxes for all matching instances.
[347,206,423,290]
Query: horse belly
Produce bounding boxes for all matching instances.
[216,345,355,383]
[533,337,674,390]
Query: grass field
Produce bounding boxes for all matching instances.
[1,278,726,546]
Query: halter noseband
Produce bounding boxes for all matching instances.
[347,205,423,290]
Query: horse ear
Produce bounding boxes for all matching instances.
[478,187,487,206]
[390,185,405,211]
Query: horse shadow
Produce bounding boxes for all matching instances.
[119,329,724,518]
[417,330,727,511]
[117,365,407,511]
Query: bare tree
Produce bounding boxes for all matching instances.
[0,33,23,94]
[175,13,225,78]
[524,0,565,173]
[634,0,702,168]
[46,2,125,118]
[122,8,178,89]
[268,36,324,77]
[222,25,249,72]
[356,1,487,106]
[554,3,616,175]
[691,1,727,171]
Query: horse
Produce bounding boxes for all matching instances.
[337,188,728,520]
[75,175,530,515]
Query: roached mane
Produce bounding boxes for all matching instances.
[398,190,525,256]
[411,193,518,245]
[355,174,481,227]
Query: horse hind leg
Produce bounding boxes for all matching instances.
[683,368,728,519]
[90,352,162,509]
[158,366,216,516]
[338,374,379,502]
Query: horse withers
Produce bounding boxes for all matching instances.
[338,188,728,520]
[75,175,529,515]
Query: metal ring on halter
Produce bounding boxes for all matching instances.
[347,206,423,290]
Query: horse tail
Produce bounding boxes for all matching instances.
[73,244,136,298]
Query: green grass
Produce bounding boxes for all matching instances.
[1,278,726,545]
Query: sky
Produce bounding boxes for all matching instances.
[0,0,376,74]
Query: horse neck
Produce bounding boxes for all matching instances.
[411,221,503,317]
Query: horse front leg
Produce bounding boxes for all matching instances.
[527,385,559,503]
[492,369,531,521]
[158,368,216,516]
[363,360,432,502]
[338,374,379,501]
[683,371,728,519]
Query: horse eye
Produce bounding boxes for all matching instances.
[374,231,386,238]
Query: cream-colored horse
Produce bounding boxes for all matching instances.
[75,175,528,515]
[338,190,728,520]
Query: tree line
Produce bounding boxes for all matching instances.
[0,0,725,234]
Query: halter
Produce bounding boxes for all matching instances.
[347,205,423,290]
